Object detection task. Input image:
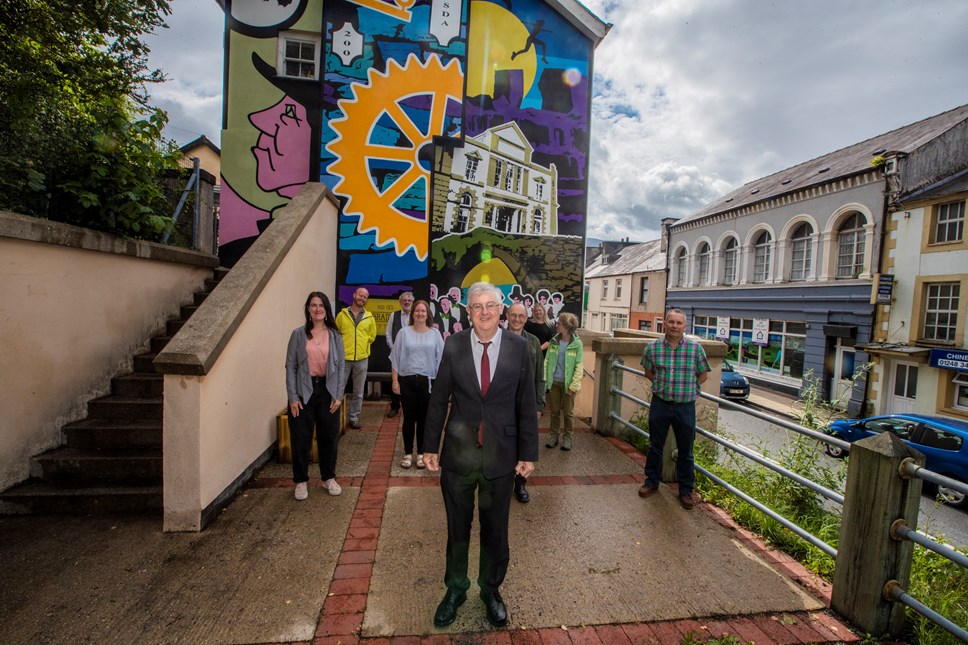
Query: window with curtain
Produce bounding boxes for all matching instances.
[722,238,738,285]
[697,242,710,285]
[675,248,687,287]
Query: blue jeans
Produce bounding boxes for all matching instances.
[644,396,697,495]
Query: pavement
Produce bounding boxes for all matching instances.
[0,399,862,645]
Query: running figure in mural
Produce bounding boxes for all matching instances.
[511,19,550,64]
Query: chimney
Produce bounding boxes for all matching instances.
[659,217,677,254]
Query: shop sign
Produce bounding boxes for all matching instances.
[716,316,730,340]
[752,318,769,347]
[929,348,968,372]
[872,273,894,305]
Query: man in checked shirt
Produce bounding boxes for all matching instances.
[638,308,711,510]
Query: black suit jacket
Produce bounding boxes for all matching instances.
[425,329,539,479]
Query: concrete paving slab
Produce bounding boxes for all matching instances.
[364,483,823,638]
[256,427,377,481]
[530,434,642,477]
[0,487,357,644]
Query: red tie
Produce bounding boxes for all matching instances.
[478,340,491,446]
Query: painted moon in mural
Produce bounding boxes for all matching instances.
[466,1,537,99]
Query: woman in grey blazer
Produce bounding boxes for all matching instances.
[285,292,347,500]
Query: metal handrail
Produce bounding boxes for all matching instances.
[607,359,967,641]
[609,386,844,504]
[884,581,968,642]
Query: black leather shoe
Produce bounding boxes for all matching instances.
[386,407,399,418]
[480,589,508,626]
[433,588,466,627]
[514,479,530,503]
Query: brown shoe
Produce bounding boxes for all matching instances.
[638,484,658,498]
[679,493,695,510]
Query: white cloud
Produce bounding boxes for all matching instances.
[147,0,968,238]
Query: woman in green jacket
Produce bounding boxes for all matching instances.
[543,312,583,450]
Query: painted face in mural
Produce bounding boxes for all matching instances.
[448,287,462,305]
[249,97,311,198]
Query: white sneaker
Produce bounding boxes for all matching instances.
[294,482,308,501]
[323,478,342,496]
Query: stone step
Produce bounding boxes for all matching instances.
[0,480,162,515]
[180,304,199,320]
[111,372,163,398]
[203,278,220,291]
[193,291,209,306]
[150,335,172,354]
[213,266,230,280]
[87,396,162,421]
[63,418,162,450]
[133,352,158,373]
[32,448,162,486]
[166,319,185,336]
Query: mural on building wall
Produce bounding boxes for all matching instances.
[218,0,594,368]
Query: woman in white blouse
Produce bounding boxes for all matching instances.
[390,299,444,468]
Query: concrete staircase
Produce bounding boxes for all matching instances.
[0,268,228,515]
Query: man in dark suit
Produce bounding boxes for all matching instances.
[424,281,539,628]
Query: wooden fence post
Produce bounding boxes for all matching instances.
[831,431,924,637]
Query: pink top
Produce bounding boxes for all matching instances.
[306,329,329,377]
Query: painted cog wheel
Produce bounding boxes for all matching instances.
[327,53,464,259]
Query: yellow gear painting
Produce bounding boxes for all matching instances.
[326,53,464,260]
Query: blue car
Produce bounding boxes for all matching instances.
[824,414,968,509]
[720,360,750,401]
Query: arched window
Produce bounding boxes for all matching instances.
[752,231,772,283]
[453,194,471,233]
[675,247,687,287]
[722,238,738,285]
[790,223,812,281]
[533,208,542,234]
[836,212,866,278]
[696,242,710,285]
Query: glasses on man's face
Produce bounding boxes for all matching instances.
[469,301,501,313]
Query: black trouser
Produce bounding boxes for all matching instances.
[288,376,340,483]
[390,391,401,411]
[398,374,431,454]
[440,457,515,594]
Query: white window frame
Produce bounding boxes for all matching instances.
[934,200,965,244]
[602,279,608,301]
[722,238,738,285]
[465,156,479,182]
[639,277,649,304]
[610,313,628,332]
[752,231,771,283]
[277,31,321,80]
[922,282,960,342]
[953,372,968,411]
[697,243,710,285]
[836,212,866,279]
[615,279,623,300]
[675,249,687,287]
[790,223,812,281]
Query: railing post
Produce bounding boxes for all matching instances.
[831,432,924,638]
[594,354,621,436]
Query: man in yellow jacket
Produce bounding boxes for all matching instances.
[335,287,376,428]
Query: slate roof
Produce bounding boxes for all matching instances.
[673,103,968,228]
[585,239,665,278]
[900,166,968,204]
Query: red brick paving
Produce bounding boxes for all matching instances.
[284,403,863,645]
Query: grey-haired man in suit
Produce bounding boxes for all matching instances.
[424,281,538,628]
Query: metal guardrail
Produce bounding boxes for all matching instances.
[607,358,967,641]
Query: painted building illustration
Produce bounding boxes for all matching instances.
[434,122,558,236]
[218,0,609,369]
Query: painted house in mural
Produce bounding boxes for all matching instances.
[217,0,608,371]
[434,122,558,236]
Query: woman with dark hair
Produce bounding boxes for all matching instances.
[390,299,444,469]
[285,292,346,500]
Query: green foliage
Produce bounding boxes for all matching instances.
[682,634,750,645]
[0,0,179,240]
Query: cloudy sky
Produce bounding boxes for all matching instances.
[145,0,968,242]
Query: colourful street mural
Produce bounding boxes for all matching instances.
[219,0,604,371]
